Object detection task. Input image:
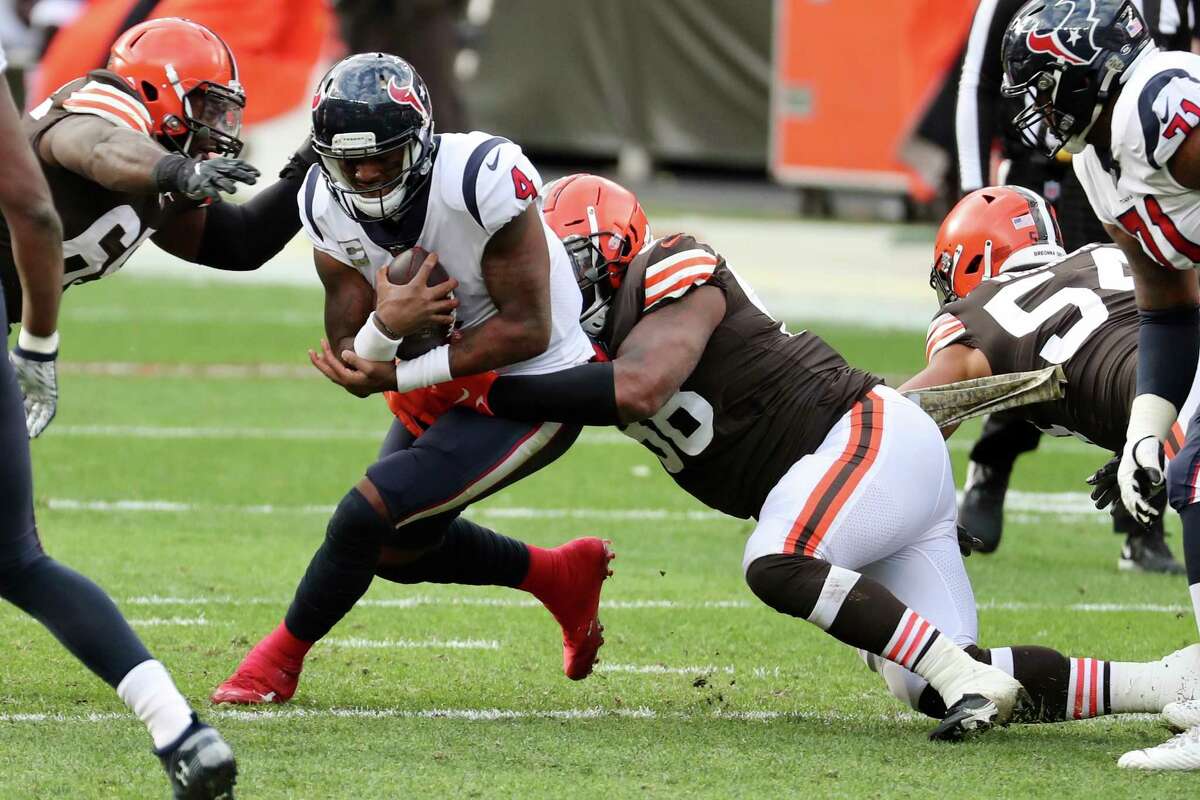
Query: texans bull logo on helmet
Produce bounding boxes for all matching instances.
[1023,0,1103,66]
[387,76,428,120]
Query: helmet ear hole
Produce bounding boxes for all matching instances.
[964,254,983,275]
[140,81,159,102]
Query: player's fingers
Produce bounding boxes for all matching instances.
[429,313,455,326]
[415,251,439,282]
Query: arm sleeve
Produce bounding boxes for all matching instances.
[641,236,722,314]
[487,361,621,426]
[195,170,305,271]
[956,0,1014,193]
[1137,305,1200,409]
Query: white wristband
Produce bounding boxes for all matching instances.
[395,344,452,392]
[1126,393,1178,442]
[353,312,401,361]
[17,328,59,355]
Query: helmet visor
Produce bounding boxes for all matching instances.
[186,83,245,157]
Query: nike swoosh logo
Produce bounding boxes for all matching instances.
[486,149,501,170]
[457,388,470,404]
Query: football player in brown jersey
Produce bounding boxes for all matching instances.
[3,17,317,437]
[0,38,237,800]
[338,175,1200,739]
[901,186,1192,574]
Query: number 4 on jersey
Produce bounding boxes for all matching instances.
[511,166,537,200]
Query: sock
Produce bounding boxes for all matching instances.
[0,552,152,687]
[1181,504,1200,636]
[375,517,531,587]
[116,660,194,750]
[746,553,944,668]
[256,621,313,670]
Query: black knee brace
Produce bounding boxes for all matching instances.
[325,489,392,555]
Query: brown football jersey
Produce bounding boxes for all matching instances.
[925,244,1138,451]
[604,234,882,520]
[0,70,187,321]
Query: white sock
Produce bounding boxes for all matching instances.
[910,634,974,695]
[1191,584,1200,639]
[1111,654,1191,714]
[116,659,194,750]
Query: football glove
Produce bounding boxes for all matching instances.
[9,347,58,437]
[1118,435,1166,526]
[956,525,984,557]
[1086,454,1121,510]
[154,153,260,202]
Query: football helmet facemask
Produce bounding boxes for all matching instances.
[311,53,435,222]
[542,174,650,336]
[1001,0,1153,156]
[108,17,245,157]
[931,186,1066,303]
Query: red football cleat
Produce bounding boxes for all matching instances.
[210,637,304,705]
[522,537,615,681]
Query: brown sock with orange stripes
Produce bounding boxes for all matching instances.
[746,553,942,666]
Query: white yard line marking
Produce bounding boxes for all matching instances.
[597,664,736,675]
[0,706,926,725]
[44,491,1108,521]
[45,424,632,446]
[14,615,208,627]
[322,637,500,650]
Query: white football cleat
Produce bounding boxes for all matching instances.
[1158,643,1200,701]
[1119,726,1200,770]
[1164,699,1200,732]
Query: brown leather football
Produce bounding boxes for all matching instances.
[385,246,454,360]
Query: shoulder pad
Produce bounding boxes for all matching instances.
[641,234,721,313]
[59,70,152,135]
[1131,67,1200,170]
[450,134,541,235]
[925,311,967,362]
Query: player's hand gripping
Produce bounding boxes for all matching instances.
[9,346,58,437]
[1086,454,1121,510]
[373,252,458,338]
[1117,435,1167,525]
[154,153,260,202]
[309,338,397,398]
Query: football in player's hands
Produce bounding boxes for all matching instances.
[387,246,455,359]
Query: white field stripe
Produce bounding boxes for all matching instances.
[597,663,736,675]
[45,424,634,446]
[0,706,931,725]
[322,637,499,650]
[97,594,1194,615]
[45,498,726,522]
[43,490,1106,521]
[15,615,208,627]
[65,307,315,325]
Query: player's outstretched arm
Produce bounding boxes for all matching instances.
[152,138,316,269]
[897,345,992,439]
[480,285,726,426]
[39,114,257,199]
[0,80,65,437]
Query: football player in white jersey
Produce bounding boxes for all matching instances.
[212,54,612,706]
[1002,0,1200,768]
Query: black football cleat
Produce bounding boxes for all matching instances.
[1119,533,1186,575]
[929,694,1000,741]
[959,462,1009,553]
[157,716,237,800]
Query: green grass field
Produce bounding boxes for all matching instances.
[3,274,1198,798]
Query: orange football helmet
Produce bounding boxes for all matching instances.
[542,173,650,335]
[930,186,1066,303]
[107,17,245,157]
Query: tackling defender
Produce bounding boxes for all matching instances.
[905,185,1195,572]
[395,174,1200,737]
[1002,0,1200,767]
[212,54,611,705]
[0,37,236,800]
[3,17,315,437]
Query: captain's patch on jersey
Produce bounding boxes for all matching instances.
[62,81,152,135]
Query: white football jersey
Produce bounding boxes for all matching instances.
[1074,48,1200,271]
[299,131,593,376]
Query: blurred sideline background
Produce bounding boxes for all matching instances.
[0,0,989,330]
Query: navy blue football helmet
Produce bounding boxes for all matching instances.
[311,53,435,221]
[1001,0,1153,156]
